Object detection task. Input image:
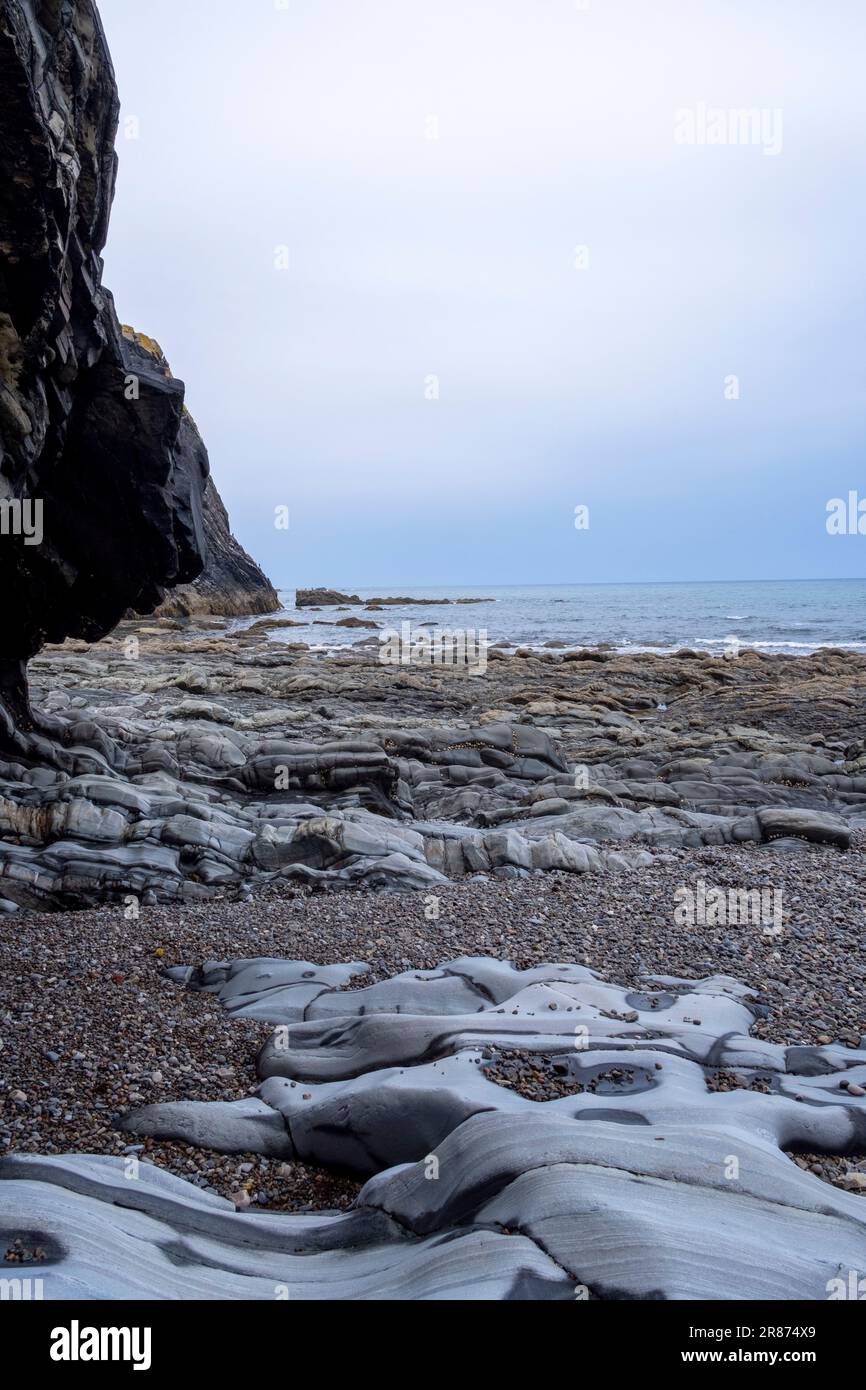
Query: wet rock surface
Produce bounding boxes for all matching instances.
[3,953,864,1300]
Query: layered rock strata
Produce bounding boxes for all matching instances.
[0,634,860,910]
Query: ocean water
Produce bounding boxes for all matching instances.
[248,580,866,656]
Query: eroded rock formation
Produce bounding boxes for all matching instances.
[0,1,210,732]
[3,955,863,1299]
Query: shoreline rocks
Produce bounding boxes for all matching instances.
[0,632,860,911]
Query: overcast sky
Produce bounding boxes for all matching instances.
[97,0,866,589]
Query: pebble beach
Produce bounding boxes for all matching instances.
[3,834,865,1214]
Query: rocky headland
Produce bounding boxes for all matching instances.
[0,1,276,745]
[0,1,208,732]
[118,330,279,622]
[152,474,279,621]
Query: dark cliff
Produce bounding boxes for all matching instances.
[0,0,207,727]
[154,473,281,619]
[119,329,279,620]
[0,1,275,732]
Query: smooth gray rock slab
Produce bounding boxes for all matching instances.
[0,1154,567,1300]
[7,957,865,1300]
[756,806,851,849]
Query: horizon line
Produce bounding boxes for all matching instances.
[273,576,866,591]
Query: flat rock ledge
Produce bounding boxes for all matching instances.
[3,957,864,1299]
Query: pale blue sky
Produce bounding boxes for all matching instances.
[97,0,866,588]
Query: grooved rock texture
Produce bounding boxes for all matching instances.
[0,0,209,730]
[4,957,864,1299]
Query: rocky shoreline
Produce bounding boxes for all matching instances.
[1,631,864,1297]
[0,627,862,912]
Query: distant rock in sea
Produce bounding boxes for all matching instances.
[295,588,494,607]
[296,588,363,606]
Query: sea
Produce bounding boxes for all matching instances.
[243,580,866,657]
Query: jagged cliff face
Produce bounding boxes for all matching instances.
[153,474,280,619]
[0,0,208,728]
[120,329,280,621]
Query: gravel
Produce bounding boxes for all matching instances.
[1,835,864,1208]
